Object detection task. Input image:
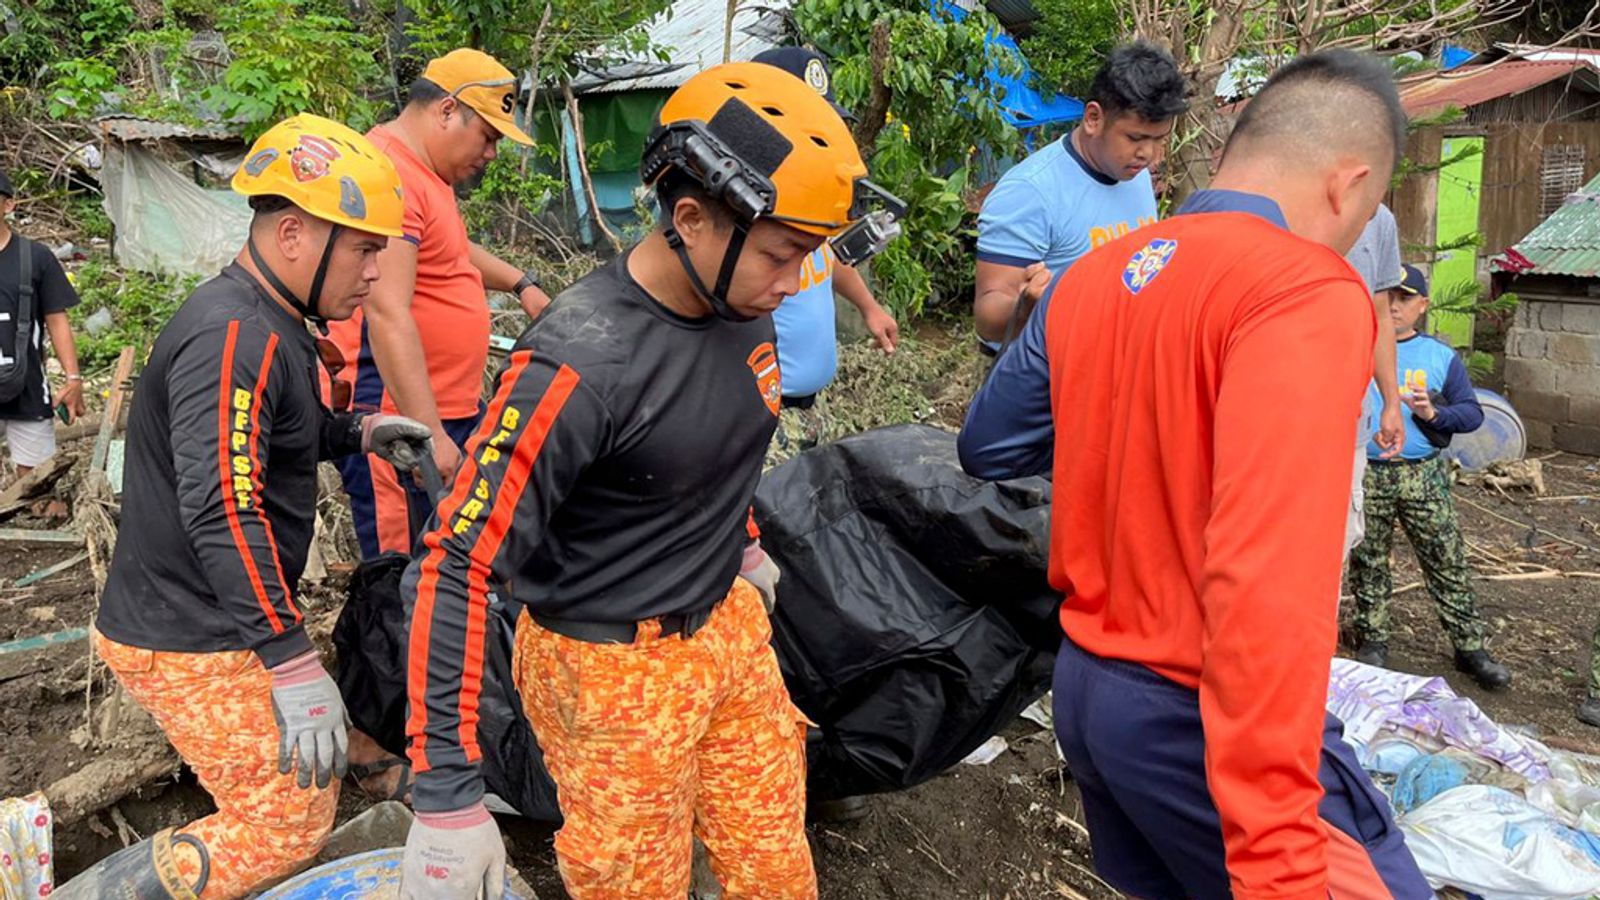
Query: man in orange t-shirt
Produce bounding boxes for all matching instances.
[959,51,1432,900]
[328,48,553,561]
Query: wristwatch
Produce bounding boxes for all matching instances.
[512,270,541,295]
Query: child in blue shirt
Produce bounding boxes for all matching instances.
[1347,264,1510,689]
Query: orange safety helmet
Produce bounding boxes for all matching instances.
[232,113,405,238]
[645,62,866,236]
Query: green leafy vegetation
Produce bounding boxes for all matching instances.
[796,0,1020,320]
[67,260,196,367]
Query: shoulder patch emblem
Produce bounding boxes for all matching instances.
[1122,238,1179,295]
[747,342,782,416]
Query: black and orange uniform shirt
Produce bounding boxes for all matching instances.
[404,251,782,813]
[98,265,366,667]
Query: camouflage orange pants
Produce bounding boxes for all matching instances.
[91,630,338,899]
[513,579,817,899]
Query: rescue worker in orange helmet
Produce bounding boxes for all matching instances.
[64,114,434,900]
[396,62,905,899]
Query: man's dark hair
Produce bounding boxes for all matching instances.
[1087,42,1190,122]
[407,78,448,108]
[654,169,733,231]
[1223,49,1407,174]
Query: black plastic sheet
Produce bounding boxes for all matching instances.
[334,424,1060,819]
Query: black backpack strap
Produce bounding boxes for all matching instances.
[0,236,37,401]
[15,234,30,309]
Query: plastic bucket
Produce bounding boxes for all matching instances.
[1441,388,1526,472]
[257,848,526,900]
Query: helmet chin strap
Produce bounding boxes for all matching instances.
[246,225,343,336]
[663,220,753,323]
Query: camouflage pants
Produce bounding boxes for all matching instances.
[1347,455,1486,651]
[764,397,828,470]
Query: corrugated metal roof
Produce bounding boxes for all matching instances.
[1497,171,1600,278]
[983,0,1040,31]
[96,115,242,143]
[1396,60,1600,118]
[570,1,794,95]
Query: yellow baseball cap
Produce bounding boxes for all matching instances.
[422,48,534,146]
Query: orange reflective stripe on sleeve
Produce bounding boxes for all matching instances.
[217,321,286,635]
[408,350,581,772]
[245,333,300,626]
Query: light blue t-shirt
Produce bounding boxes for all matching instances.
[976,135,1159,274]
[772,243,838,398]
[1365,333,1482,459]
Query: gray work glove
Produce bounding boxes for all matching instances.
[740,540,781,612]
[363,414,435,472]
[400,803,507,900]
[268,652,350,790]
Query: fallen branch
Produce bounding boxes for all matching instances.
[45,704,180,827]
[1457,494,1600,555]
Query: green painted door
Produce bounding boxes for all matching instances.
[1431,135,1484,348]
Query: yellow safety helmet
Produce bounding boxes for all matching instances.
[232,113,404,238]
[644,62,867,237]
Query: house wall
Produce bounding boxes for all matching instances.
[1503,278,1600,455]
[1392,121,1600,266]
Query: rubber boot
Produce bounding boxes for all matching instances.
[1354,640,1388,668]
[1578,697,1600,729]
[1454,649,1512,691]
[52,828,209,899]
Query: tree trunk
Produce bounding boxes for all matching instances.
[561,78,624,254]
[1164,1,1246,207]
[724,0,739,63]
[852,19,893,154]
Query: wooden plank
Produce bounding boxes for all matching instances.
[0,453,75,522]
[0,528,82,545]
[90,346,137,475]
[14,550,90,588]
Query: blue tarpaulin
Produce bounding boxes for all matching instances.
[1442,45,1474,69]
[934,0,1083,128]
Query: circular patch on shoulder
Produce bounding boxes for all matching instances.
[804,57,830,96]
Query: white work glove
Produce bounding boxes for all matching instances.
[363,414,435,472]
[400,803,507,900]
[268,652,350,790]
[740,540,781,612]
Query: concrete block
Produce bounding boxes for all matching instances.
[1571,394,1600,425]
[1525,419,1555,449]
[1550,333,1600,365]
[1539,302,1568,331]
[1554,424,1600,457]
[1509,390,1569,423]
[1564,304,1600,334]
[1509,329,1548,359]
[1515,303,1533,330]
[1505,357,1562,393]
[1559,365,1600,397]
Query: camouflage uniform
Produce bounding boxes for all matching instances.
[1347,455,1486,651]
[764,396,830,470]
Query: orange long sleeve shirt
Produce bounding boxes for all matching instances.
[1042,206,1374,897]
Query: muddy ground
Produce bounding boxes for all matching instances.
[3,347,1599,898]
